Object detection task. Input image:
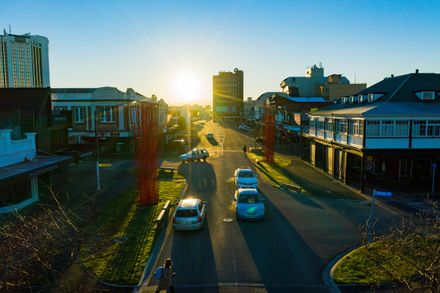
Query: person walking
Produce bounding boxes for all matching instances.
[243,144,247,156]
[155,258,176,293]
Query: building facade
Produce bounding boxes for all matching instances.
[0,31,50,88]
[51,87,156,152]
[213,68,244,121]
[305,72,440,195]
[0,88,67,152]
[280,64,366,101]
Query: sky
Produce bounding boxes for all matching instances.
[1,0,440,105]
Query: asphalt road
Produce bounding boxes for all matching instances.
[140,121,405,293]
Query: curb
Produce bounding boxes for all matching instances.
[322,243,363,293]
[133,179,189,292]
[298,159,403,216]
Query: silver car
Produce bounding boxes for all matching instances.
[173,198,206,230]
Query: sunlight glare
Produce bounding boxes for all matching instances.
[175,73,200,102]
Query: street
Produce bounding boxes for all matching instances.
[141,121,406,293]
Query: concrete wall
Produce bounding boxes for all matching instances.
[0,129,36,167]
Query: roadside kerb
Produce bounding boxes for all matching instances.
[322,243,363,293]
[299,158,402,216]
[133,180,189,292]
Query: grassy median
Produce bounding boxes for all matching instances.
[80,171,185,285]
[333,238,438,285]
[248,151,302,192]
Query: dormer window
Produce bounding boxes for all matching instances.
[358,95,367,103]
[368,93,383,103]
[342,97,349,104]
[415,91,436,101]
[349,96,358,104]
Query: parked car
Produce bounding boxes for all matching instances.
[234,167,258,189]
[238,124,251,131]
[234,188,265,221]
[206,133,214,139]
[173,198,206,230]
[179,149,209,163]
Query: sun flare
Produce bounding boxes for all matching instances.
[175,73,200,102]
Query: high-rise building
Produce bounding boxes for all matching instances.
[213,68,243,121]
[0,31,50,88]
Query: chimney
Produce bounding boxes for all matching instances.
[415,69,419,74]
[391,74,394,78]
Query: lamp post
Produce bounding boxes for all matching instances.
[95,107,101,191]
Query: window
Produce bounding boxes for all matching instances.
[413,120,440,137]
[366,121,380,136]
[349,120,363,136]
[74,107,85,123]
[395,121,409,136]
[325,118,334,131]
[380,120,394,137]
[335,119,347,133]
[367,120,409,137]
[100,106,115,123]
[415,91,436,101]
[131,108,137,124]
[368,93,384,102]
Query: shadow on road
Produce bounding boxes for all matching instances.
[236,192,327,293]
[178,162,217,194]
[170,216,219,291]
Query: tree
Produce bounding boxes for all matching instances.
[360,201,440,292]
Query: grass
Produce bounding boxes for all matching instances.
[80,171,185,285]
[248,151,302,191]
[333,238,437,285]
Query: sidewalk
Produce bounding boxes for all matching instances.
[278,150,439,217]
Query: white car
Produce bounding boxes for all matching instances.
[234,167,258,189]
[179,149,209,163]
[173,198,206,230]
[234,188,265,221]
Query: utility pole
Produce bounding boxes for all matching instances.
[95,108,101,191]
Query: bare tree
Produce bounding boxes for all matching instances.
[361,201,440,292]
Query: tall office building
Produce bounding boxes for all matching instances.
[213,68,243,121]
[0,31,50,88]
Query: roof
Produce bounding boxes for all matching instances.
[0,155,72,182]
[179,198,199,208]
[52,88,95,93]
[238,188,258,194]
[310,73,440,117]
[285,96,327,103]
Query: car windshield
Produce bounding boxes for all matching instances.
[238,193,261,204]
[238,171,254,178]
[176,209,198,217]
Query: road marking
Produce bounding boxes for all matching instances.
[223,217,234,223]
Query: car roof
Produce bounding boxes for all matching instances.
[237,168,253,172]
[178,198,199,209]
[237,188,259,194]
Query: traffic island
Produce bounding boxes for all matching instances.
[248,150,303,193]
[79,171,185,286]
[331,236,440,292]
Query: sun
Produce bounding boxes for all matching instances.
[175,73,200,103]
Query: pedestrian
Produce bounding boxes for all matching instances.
[155,258,176,293]
[243,144,247,155]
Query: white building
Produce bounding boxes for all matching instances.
[305,71,440,194]
[0,31,50,88]
[0,129,70,214]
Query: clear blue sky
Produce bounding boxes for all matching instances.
[2,0,440,105]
